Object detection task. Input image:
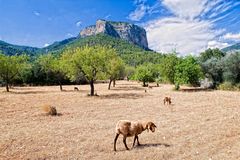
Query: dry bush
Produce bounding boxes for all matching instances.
[42,104,57,116]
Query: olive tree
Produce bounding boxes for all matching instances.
[174,56,203,89]
[0,54,29,92]
[62,46,116,96]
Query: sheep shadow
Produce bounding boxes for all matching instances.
[135,143,171,149]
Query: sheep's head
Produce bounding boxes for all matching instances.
[146,122,157,132]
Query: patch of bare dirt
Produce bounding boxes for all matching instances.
[1,81,240,160]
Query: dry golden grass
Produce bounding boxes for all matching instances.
[1,81,240,160]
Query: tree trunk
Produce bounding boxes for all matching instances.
[59,81,63,91]
[90,80,94,96]
[108,79,112,90]
[113,80,116,87]
[143,81,146,87]
[6,82,9,92]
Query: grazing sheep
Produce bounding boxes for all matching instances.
[74,87,79,91]
[42,105,57,116]
[163,97,171,105]
[114,120,157,151]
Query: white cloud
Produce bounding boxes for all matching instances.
[44,43,50,47]
[145,17,223,55]
[76,21,82,27]
[33,11,40,16]
[223,33,240,41]
[143,0,236,55]
[128,4,148,21]
[162,0,207,20]
[66,33,74,37]
[207,40,229,49]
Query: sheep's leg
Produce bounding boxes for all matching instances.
[136,136,141,146]
[123,136,129,150]
[114,133,119,151]
[132,136,137,148]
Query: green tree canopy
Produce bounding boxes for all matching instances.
[174,56,203,87]
[62,45,117,96]
[199,48,225,62]
[222,52,240,84]
[134,63,156,87]
[159,54,179,84]
[0,54,30,92]
[105,55,125,90]
[201,57,223,88]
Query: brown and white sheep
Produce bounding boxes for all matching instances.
[163,97,171,105]
[114,120,157,151]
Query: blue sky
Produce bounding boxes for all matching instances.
[0,0,240,55]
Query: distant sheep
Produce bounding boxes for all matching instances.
[114,120,157,151]
[163,97,171,105]
[42,105,57,116]
[74,87,79,91]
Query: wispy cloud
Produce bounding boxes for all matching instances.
[76,21,82,27]
[223,33,240,42]
[104,14,111,19]
[207,40,229,49]
[143,0,239,55]
[145,17,222,55]
[33,11,40,16]
[128,4,148,21]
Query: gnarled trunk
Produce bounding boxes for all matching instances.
[6,83,9,92]
[90,79,94,96]
[59,81,63,91]
[113,79,116,87]
[108,79,113,90]
[143,81,147,87]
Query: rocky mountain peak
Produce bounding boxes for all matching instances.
[79,20,148,49]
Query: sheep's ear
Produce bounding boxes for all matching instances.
[153,123,157,128]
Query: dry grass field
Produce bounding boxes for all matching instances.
[1,81,240,160]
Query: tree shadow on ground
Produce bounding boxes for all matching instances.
[4,91,54,94]
[112,86,146,91]
[100,93,145,99]
[180,88,214,92]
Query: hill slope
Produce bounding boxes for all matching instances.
[44,33,150,55]
[222,43,240,53]
[0,40,41,56]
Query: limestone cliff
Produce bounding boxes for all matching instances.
[79,20,148,49]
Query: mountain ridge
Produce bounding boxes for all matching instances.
[0,20,149,56]
[222,43,240,53]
